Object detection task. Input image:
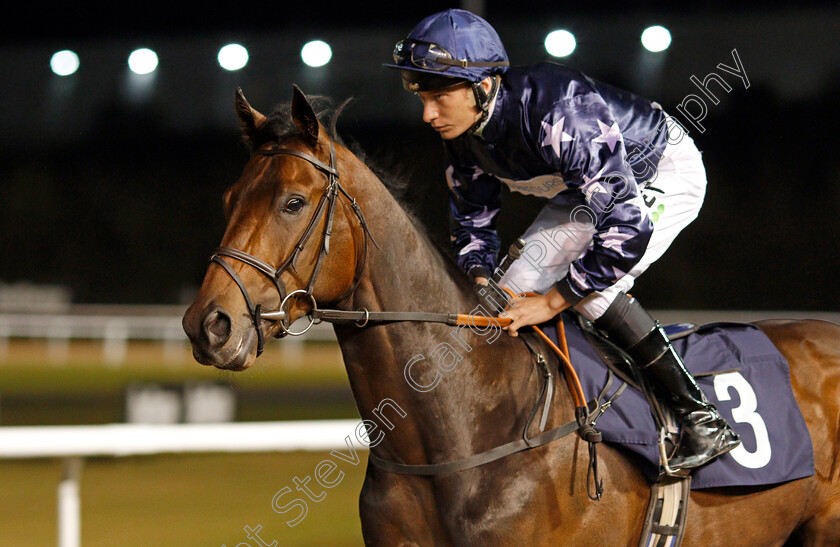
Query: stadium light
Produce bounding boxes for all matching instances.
[128,48,159,75]
[301,40,332,68]
[218,43,249,71]
[641,26,672,53]
[545,30,576,58]
[50,50,80,76]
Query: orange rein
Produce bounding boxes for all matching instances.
[455,289,587,410]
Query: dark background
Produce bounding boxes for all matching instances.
[1,2,838,310]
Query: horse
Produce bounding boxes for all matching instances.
[182,86,840,546]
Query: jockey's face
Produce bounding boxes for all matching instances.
[417,82,481,140]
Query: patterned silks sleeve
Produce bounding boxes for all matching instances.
[536,92,653,304]
[445,161,502,280]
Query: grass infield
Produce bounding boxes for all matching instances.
[0,451,367,546]
[1,339,368,545]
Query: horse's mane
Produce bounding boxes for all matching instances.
[250,96,475,294]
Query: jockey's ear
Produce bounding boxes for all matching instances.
[234,88,266,150]
[476,76,495,106]
[291,84,320,146]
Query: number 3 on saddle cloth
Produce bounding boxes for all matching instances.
[540,312,815,489]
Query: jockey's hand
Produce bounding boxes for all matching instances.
[473,276,489,286]
[501,287,570,337]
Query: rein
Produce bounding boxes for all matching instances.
[211,135,607,494]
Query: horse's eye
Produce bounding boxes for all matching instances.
[284,197,305,214]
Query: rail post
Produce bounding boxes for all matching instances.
[58,456,83,547]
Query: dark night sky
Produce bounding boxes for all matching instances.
[4,1,833,45]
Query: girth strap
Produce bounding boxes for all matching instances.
[368,400,596,476]
[368,353,628,480]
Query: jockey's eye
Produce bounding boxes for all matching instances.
[283,197,306,214]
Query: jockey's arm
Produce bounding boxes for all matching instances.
[445,163,503,282]
[502,94,653,335]
[541,95,653,306]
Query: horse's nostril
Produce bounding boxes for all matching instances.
[208,315,230,338]
[203,310,232,346]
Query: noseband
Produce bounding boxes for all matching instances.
[210,139,376,356]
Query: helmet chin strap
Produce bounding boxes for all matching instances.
[467,75,500,135]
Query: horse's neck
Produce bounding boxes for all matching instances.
[333,165,568,464]
[339,158,476,320]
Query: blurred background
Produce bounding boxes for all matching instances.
[1,1,838,545]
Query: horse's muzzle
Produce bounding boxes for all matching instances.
[182,303,258,370]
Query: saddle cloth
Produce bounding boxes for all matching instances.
[539,313,815,489]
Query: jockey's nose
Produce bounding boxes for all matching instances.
[202,308,232,348]
[422,101,438,125]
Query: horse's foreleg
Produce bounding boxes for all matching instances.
[358,464,450,546]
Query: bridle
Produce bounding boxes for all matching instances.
[210,139,377,356]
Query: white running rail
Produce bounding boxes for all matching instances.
[0,306,337,364]
[0,420,362,547]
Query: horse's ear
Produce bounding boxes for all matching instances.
[291,84,320,146]
[235,88,266,149]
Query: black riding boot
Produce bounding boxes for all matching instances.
[596,293,741,470]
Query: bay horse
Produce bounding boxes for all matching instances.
[182,86,840,545]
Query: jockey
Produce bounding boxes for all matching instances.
[384,8,740,470]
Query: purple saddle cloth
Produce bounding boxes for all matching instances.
[539,313,815,490]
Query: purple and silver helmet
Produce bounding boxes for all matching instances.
[384,9,509,93]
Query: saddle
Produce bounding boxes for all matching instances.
[356,268,811,547]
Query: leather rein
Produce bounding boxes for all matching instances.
[209,137,607,491]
